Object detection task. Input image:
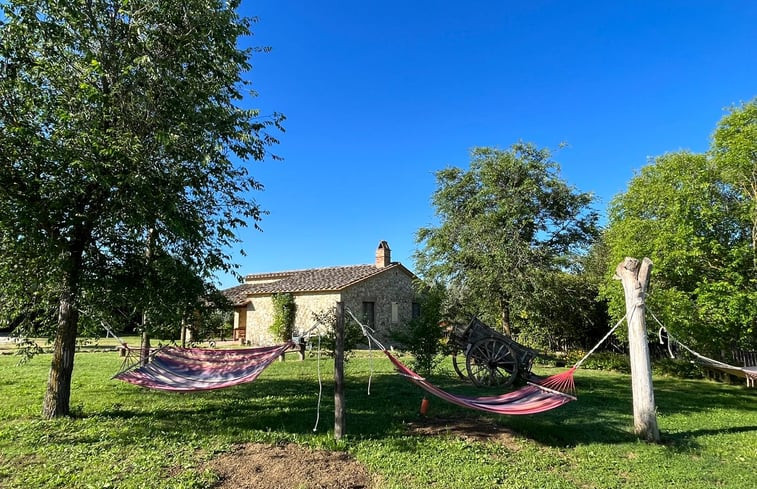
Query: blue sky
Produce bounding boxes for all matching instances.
[217,0,757,288]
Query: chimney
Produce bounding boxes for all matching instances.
[375,241,391,268]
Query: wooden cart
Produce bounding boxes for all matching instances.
[449,317,539,387]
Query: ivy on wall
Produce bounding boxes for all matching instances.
[270,293,296,341]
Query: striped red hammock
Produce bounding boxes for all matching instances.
[384,350,577,415]
[114,341,293,392]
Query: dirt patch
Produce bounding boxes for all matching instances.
[405,416,522,449]
[206,419,520,488]
[208,443,374,489]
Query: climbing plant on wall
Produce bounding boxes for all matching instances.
[270,293,296,341]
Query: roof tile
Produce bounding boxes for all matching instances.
[223,264,404,305]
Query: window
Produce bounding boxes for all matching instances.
[412,302,421,319]
[362,301,375,328]
[391,302,399,324]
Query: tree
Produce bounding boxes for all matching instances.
[602,150,755,352]
[711,99,757,273]
[524,268,609,351]
[0,0,282,417]
[415,143,599,336]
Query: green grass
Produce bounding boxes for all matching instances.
[0,351,755,488]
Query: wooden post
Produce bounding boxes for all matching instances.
[615,257,660,442]
[334,302,346,440]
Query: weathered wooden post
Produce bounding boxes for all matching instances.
[615,257,660,442]
[334,301,346,440]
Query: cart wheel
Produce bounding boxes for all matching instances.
[465,337,519,387]
[451,351,467,380]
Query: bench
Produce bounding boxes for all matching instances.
[732,348,757,367]
[732,349,757,388]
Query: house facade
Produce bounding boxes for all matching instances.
[223,241,418,346]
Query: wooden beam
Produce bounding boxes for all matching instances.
[615,257,660,442]
[334,301,345,440]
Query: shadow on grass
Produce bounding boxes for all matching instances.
[99,375,422,441]
[662,425,757,453]
[90,359,756,453]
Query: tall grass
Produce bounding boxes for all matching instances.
[0,350,755,488]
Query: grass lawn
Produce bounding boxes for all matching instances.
[0,349,755,488]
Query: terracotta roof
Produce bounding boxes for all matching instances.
[222,263,413,306]
[223,283,256,305]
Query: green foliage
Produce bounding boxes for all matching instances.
[565,351,631,373]
[711,98,757,272]
[415,142,599,337]
[602,147,756,353]
[390,282,447,376]
[187,304,234,343]
[269,293,296,342]
[0,0,282,415]
[519,269,610,351]
[653,358,704,379]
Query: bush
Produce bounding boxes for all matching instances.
[563,351,703,379]
[565,350,631,373]
[652,358,703,379]
[390,283,446,376]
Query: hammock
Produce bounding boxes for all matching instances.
[114,341,294,392]
[385,350,577,415]
[657,325,757,388]
[344,308,628,416]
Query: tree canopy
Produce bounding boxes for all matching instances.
[415,143,599,337]
[602,102,757,352]
[0,0,282,417]
[711,99,757,273]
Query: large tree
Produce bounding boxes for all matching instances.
[602,150,755,352]
[0,0,282,417]
[711,99,757,273]
[415,143,598,336]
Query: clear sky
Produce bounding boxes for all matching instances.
[216,0,757,288]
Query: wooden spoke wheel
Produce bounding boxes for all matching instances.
[451,350,468,380]
[465,337,519,387]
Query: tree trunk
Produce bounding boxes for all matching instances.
[616,257,660,443]
[181,320,187,348]
[140,229,155,365]
[42,288,80,418]
[140,328,151,366]
[42,227,86,419]
[499,297,512,336]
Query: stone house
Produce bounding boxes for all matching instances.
[223,241,418,346]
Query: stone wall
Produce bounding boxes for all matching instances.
[244,298,272,345]
[292,291,342,336]
[244,291,341,345]
[341,266,416,347]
